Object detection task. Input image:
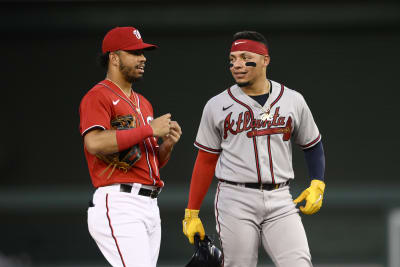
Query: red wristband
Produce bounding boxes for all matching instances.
[116,125,153,151]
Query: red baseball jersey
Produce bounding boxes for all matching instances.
[79,79,164,188]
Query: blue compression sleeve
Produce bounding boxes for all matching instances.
[303,140,325,181]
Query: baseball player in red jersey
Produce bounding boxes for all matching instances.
[79,26,182,267]
[182,31,326,267]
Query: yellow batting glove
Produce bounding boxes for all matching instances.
[182,209,205,244]
[293,179,326,215]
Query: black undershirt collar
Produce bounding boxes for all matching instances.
[248,81,272,106]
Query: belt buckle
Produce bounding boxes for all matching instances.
[150,187,161,198]
[150,190,157,198]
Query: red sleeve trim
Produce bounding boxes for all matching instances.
[187,150,219,210]
[194,141,222,154]
[301,134,321,149]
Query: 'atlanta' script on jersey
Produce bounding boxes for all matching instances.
[223,107,292,141]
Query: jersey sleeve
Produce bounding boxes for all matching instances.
[194,100,222,154]
[79,90,112,136]
[293,94,321,149]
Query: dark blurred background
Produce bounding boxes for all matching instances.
[1,0,399,266]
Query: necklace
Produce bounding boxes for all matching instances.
[260,99,273,122]
[259,81,273,122]
[106,78,141,113]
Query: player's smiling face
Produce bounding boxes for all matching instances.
[229,51,267,87]
[114,50,146,83]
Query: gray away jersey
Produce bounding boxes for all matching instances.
[194,80,321,184]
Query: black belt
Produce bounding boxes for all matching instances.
[120,184,161,199]
[220,180,289,190]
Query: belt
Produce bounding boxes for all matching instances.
[220,180,290,190]
[120,184,161,199]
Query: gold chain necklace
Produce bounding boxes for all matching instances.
[107,78,140,113]
[260,81,273,122]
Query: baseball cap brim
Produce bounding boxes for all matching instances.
[121,42,158,51]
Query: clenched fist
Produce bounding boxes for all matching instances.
[293,179,325,215]
[182,209,205,244]
[162,121,182,148]
[150,113,171,138]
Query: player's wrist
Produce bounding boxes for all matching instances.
[310,179,325,192]
[149,123,158,137]
[185,208,200,218]
[116,125,153,151]
[147,124,154,137]
[161,139,175,151]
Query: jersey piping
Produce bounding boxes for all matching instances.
[267,135,275,184]
[265,84,285,184]
[227,83,285,185]
[270,84,285,107]
[194,141,222,154]
[301,133,321,149]
[81,124,106,136]
[134,93,160,183]
[227,87,262,184]
[97,82,157,185]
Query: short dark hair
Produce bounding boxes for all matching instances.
[232,31,269,53]
[98,52,110,69]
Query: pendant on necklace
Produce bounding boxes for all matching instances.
[261,113,272,121]
[260,111,273,122]
[260,106,273,121]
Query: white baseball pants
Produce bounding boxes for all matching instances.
[88,184,161,267]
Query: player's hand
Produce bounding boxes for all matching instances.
[182,209,205,244]
[150,113,171,137]
[162,121,182,147]
[293,179,325,215]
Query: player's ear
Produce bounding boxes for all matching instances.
[263,55,270,67]
[109,52,120,67]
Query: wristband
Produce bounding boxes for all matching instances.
[116,125,153,151]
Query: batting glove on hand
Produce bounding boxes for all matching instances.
[182,209,205,244]
[293,179,326,215]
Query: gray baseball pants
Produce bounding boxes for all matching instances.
[214,181,312,267]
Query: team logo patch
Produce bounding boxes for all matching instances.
[133,29,141,39]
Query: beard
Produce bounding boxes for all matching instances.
[237,81,251,87]
[119,61,142,83]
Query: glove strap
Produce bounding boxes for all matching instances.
[185,208,199,218]
[311,179,326,192]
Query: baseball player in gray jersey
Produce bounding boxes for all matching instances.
[182,31,326,267]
